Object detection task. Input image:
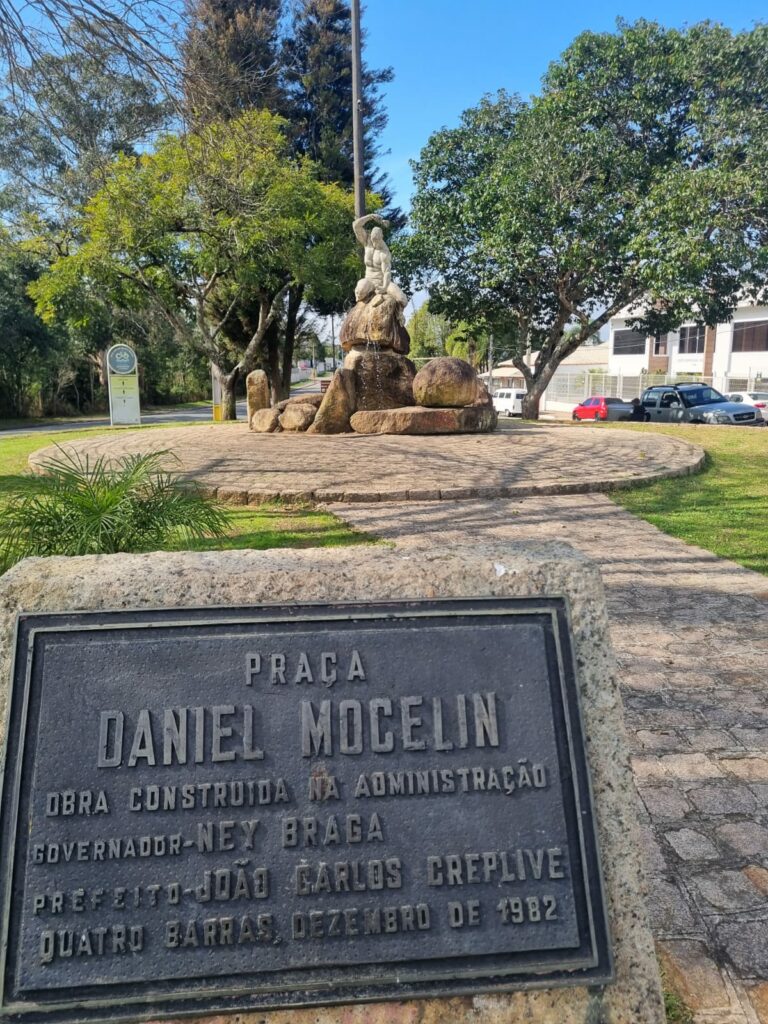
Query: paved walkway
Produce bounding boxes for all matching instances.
[333,496,768,1024]
[29,423,704,503]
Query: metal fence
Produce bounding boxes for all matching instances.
[537,369,766,409]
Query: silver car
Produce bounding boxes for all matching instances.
[641,384,765,425]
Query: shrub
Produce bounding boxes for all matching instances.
[0,448,230,572]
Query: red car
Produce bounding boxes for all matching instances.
[572,396,634,421]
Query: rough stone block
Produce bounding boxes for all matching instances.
[351,405,497,435]
[246,369,270,426]
[657,940,732,1013]
[250,407,280,433]
[688,784,757,815]
[664,828,719,861]
[0,543,665,1023]
[278,403,317,432]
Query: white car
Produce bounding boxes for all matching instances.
[726,391,768,420]
[493,389,526,417]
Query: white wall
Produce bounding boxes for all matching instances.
[717,306,768,382]
[667,329,705,377]
[607,319,648,375]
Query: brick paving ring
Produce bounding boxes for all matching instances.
[28,422,705,504]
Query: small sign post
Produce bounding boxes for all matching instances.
[211,367,223,422]
[106,344,141,426]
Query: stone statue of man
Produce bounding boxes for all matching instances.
[353,214,408,311]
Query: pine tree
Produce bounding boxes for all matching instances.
[182,0,284,122]
[282,0,396,211]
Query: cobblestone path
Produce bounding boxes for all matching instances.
[28,423,703,503]
[333,496,768,1024]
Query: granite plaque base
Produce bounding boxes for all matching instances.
[0,544,665,1024]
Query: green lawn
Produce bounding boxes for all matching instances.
[604,421,768,574]
[0,429,370,564]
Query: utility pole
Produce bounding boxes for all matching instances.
[350,0,365,218]
[488,332,495,394]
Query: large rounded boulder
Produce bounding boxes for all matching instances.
[412,357,479,408]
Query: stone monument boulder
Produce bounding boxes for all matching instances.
[340,290,410,355]
[350,405,497,435]
[278,403,317,432]
[344,347,416,410]
[246,369,270,427]
[249,407,280,433]
[413,357,480,408]
[277,393,324,413]
[307,369,356,434]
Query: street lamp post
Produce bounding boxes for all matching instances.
[350,0,365,218]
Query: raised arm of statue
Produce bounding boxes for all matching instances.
[352,213,389,246]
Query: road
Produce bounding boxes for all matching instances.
[0,383,323,436]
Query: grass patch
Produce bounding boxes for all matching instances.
[664,987,694,1024]
[0,430,370,565]
[604,422,768,574]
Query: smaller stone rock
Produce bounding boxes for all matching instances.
[413,357,480,408]
[277,393,324,412]
[249,407,280,433]
[279,403,317,432]
[473,379,494,408]
[246,370,270,427]
[308,370,356,434]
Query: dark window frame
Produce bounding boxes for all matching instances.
[678,325,706,355]
[732,320,768,353]
[613,329,647,356]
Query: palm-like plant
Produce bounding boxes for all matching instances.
[0,448,230,572]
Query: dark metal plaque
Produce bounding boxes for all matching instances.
[0,599,612,1023]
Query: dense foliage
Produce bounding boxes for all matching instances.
[0,449,230,571]
[0,0,394,419]
[406,21,768,417]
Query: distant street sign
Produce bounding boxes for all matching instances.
[106,345,141,426]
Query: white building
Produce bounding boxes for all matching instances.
[609,301,768,391]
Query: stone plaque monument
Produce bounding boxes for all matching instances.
[0,544,665,1024]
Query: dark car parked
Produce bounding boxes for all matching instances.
[641,384,765,426]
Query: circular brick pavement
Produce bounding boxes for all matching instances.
[29,422,704,503]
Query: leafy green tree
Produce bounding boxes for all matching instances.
[444,322,488,370]
[0,236,64,417]
[31,111,358,416]
[407,21,768,418]
[406,302,449,360]
[0,28,170,219]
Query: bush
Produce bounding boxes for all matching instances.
[0,448,230,572]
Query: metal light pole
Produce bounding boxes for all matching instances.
[350,0,365,218]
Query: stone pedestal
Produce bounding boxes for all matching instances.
[0,543,664,1024]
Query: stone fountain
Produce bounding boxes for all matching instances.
[249,214,497,435]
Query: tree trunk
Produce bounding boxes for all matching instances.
[264,320,282,406]
[521,359,560,420]
[282,284,304,398]
[213,363,239,420]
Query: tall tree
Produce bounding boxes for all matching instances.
[31,111,358,417]
[0,28,170,218]
[406,21,768,418]
[281,0,392,199]
[182,0,283,123]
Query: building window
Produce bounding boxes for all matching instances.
[732,320,768,353]
[613,329,646,356]
[653,334,668,356]
[678,325,706,354]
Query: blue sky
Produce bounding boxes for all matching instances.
[362,0,766,212]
